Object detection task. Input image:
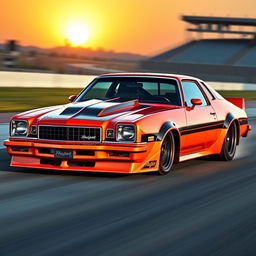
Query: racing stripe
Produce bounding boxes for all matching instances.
[180,121,224,135]
[142,121,225,141]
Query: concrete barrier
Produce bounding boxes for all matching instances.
[207,81,256,91]
[0,71,96,88]
[0,71,256,90]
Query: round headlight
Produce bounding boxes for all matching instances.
[11,120,28,136]
[117,125,135,141]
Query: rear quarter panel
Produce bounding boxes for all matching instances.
[210,98,249,138]
[210,99,248,121]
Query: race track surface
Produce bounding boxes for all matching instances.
[0,119,255,256]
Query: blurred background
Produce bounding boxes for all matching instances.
[1,0,256,112]
[1,2,256,255]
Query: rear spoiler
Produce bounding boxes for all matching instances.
[225,97,245,110]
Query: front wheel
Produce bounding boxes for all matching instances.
[218,122,238,161]
[158,132,175,175]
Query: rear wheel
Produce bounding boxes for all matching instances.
[218,122,238,161]
[158,132,175,175]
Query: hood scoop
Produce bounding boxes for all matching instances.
[97,99,139,117]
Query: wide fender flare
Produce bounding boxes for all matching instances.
[223,113,235,129]
[157,121,181,163]
[223,112,240,144]
[156,121,180,141]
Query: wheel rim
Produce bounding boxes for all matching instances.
[160,135,174,172]
[226,124,237,156]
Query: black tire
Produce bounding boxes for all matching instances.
[218,122,238,161]
[158,132,175,175]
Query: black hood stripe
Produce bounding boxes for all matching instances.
[75,102,115,118]
[60,107,84,116]
[42,100,141,121]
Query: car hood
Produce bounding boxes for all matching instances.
[14,99,180,125]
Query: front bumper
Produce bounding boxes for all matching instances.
[4,139,161,173]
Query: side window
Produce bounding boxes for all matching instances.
[200,82,215,100]
[181,81,208,107]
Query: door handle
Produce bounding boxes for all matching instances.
[210,112,216,115]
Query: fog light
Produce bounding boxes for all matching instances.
[109,151,129,157]
[11,147,29,152]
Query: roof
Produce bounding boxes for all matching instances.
[99,72,199,80]
[182,15,256,26]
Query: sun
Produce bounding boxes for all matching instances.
[66,24,89,46]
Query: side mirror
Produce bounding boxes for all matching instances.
[69,95,77,102]
[191,98,202,106]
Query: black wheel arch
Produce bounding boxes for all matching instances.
[158,121,180,163]
[224,113,240,145]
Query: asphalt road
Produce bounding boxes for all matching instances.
[0,119,255,256]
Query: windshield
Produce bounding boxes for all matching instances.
[76,77,182,106]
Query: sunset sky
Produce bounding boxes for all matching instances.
[1,0,256,55]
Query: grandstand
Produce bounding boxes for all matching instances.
[141,16,256,83]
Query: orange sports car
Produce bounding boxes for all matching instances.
[4,73,251,175]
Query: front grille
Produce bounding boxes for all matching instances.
[39,126,101,142]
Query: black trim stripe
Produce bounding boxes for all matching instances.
[238,118,248,125]
[179,121,224,132]
[141,116,248,141]
[180,123,224,135]
[142,121,225,141]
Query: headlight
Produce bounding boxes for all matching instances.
[117,125,135,142]
[11,120,28,136]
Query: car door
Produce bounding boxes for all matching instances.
[180,80,220,155]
